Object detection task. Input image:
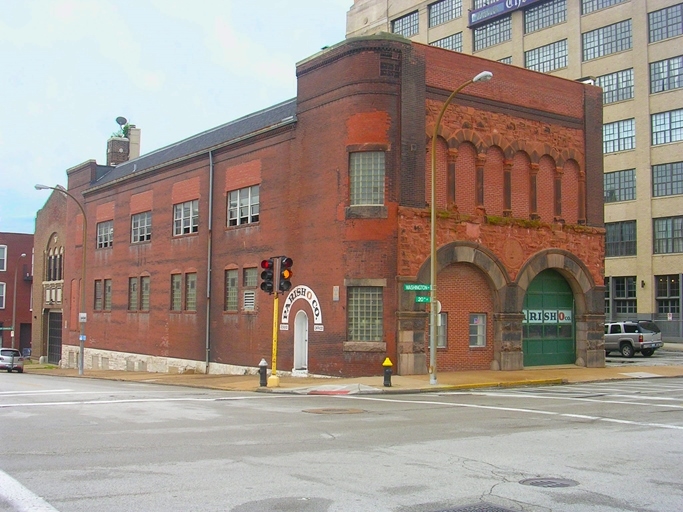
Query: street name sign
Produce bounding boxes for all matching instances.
[404,284,431,291]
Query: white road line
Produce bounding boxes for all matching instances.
[0,469,59,511]
[441,390,683,409]
[0,395,289,409]
[340,395,683,431]
[0,389,72,397]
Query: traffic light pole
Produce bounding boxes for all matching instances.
[267,258,281,388]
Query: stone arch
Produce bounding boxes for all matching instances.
[416,241,511,312]
[515,249,597,318]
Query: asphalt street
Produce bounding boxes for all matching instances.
[1,373,682,512]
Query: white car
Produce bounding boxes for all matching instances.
[0,348,25,373]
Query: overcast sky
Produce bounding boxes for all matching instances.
[0,0,350,234]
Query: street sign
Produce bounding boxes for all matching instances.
[0,327,13,330]
[404,283,431,291]
[415,296,430,303]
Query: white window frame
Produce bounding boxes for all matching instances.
[469,313,487,347]
[436,312,448,348]
[173,200,199,236]
[131,211,152,243]
[0,245,6,271]
[0,282,5,309]
[227,186,259,227]
[96,221,114,249]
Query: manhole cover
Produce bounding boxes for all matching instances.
[519,478,579,488]
[434,505,518,512]
[303,408,366,415]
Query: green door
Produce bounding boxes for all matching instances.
[523,269,575,366]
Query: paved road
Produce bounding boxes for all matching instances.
[1,373,682,511]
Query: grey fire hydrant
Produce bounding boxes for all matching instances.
[258,358,268,387]
[382,357,393,387]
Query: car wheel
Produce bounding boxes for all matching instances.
[641,348,655,357]
[620,343,635,358]
[6,369,11,373]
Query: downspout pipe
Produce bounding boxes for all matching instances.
[205,150,214,373]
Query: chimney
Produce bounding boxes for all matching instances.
[128,126,141,160]
[106,136,130,166]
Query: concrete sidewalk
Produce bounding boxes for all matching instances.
[22,346,683,395]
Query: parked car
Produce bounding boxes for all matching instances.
[0,348,25,373]
[604,321,663,358]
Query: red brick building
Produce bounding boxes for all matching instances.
[32,189,68,364]
[60,35,604,377]
[0,232,33,353]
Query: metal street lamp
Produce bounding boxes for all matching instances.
[11,253,27,349]
[429,71,493,385]
[35,184,88,375]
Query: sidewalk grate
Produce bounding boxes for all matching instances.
[433,505,518,512]
[519,477,579,488]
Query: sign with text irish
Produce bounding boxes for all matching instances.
[523,309,573,324]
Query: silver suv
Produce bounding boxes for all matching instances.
[604,321,663,358]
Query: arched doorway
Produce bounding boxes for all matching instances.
[523,269,575,366]
[293,310,308,372]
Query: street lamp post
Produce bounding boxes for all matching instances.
[35,184,87,375]
[429,71,493,385]
[11,253,27,350]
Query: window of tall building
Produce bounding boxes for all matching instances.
[128,277,138,311]
[469,313,487,347]
[392,11,419,37]
[347,287,383,341]
[224,269,238,312]
[185,273,197,311]
[104,279,112,310]
[581,0,626,15]
[0,283,5,309]
[0,245,5,271]
[654,216,683,254]
[173,200,198,236]
[603,118,635,153]
[582,19,631,61]
[656,275,680,316]
[96,220,113,249]
[498,56,512,64]
[171,274,182,311]
[131,211,152,243]
[227,185,259,227]
[595,68,633,104]
[94,280,103,311]
[648,3,683,43]
[650,56,683,94]
[242,267,257,311]
[350,152,385,206]
[431,32,463,52]
[473,15,511,51]
[605,220,636,257]
[613,276,637,313]
[473,0,495,8]
[524,40,567,72]
[140,276,150,311]
[604,277,610,316]
[524,0,566,34]
[604,169,635,202]
[429,0,461,27]
[653,162,683,197]
[652,108,683,145]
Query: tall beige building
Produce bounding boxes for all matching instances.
[347,0,683,338]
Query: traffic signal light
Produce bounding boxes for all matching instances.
[279,256,293,293]
[260,258,275,294]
